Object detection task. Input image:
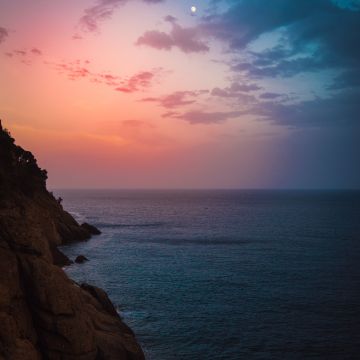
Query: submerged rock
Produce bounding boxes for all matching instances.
[0,121,145,360]
[75,255,89,264]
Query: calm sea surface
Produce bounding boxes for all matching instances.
[57,190,360,360]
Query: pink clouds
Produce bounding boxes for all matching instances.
[115,71,157,93]
[13,50,27,56]
[72,34,83,40]
[30,48,42,56]
[136,17,209,53]
[3,47,43,65]
[79,0,164,33]
[49,59,161,93]
[4,44,162,94]
[121,120,155,128]
[5,48,42,58]
[50,60,92,81]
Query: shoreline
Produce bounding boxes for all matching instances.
[0,124,145,359]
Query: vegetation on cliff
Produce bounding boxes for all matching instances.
[0,121,47,196]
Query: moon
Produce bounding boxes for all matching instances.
[191,5,197,13]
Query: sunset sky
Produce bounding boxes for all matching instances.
[1,0,359,189]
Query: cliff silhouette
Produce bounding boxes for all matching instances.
[0,121,145,359]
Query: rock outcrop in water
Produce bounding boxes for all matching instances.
[0,121,145,360]
[75,255,89,264]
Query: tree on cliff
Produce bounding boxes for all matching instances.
[0,120,47,196]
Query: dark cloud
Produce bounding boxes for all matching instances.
[232,56,324,78]
[254,89,360,129]
[0,27,8,44]
[203,0,360,89]
[136,17,209,53]
[188,0,360,138]
[333,0,360,10]
[203,0,341,50]
[328,69,360,90]
[79,0,163,33]
[141,91,198,108]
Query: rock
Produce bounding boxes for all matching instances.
[0,123,145,360]
[75,255,89,264]
[56,213,92,243]
[81,283,119,318]
[50,244,73,267]
[81,223,102,235]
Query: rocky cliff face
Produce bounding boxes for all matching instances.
[0,122,145,360]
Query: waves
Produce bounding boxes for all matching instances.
[69,211,87,223]
[97,222,165,229]
[59,190,360,360]
[126,237,256,247]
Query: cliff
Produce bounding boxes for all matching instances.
[0,121,145,360]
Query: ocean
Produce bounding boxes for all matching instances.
[57,190,360,360]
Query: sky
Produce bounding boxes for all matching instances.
[0,0,359,189]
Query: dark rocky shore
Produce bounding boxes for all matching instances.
[0,121,145,359]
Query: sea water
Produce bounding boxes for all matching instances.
[58,190,360,360]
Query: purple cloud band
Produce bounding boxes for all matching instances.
[141,91,199,108]
[164,110,246,125]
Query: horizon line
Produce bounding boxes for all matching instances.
[49,187,360,191]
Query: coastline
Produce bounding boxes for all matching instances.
[0,123,145,359]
